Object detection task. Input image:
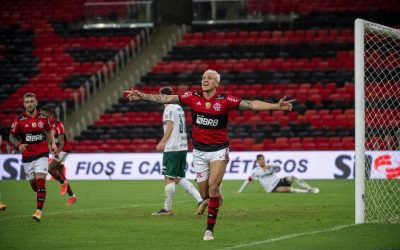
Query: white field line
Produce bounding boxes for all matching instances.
[0,200,192,221]
[219,224,357,250]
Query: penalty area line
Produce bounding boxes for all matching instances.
[219,224,356,250]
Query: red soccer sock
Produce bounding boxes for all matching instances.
[58,167,73,196]
[36,178,46,210]
[58,167,66,182]
[48,168,64,184]
[67,183,73,196]
[206,196,221,232]
[30,181,37,192]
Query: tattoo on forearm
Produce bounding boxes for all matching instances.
[58,136,65,151]
[239,100,253,110]
[143,94,179,104]
[9,134,19,147]
[143,94,166,103]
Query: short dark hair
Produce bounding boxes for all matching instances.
[23,92,36,99]
[40,105,55,116]
[256,154,264,160]
[159,87,173,95]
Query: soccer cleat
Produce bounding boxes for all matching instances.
[32,209,42,222]
[60,180,69,196]
[197,199,209,215]
[0,202,6,211]
[67,195,77,205]
[311,187,320,193]
[151,208,173,216]
[203,230,214,241]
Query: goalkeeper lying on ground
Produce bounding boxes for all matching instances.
[239,154,320,194]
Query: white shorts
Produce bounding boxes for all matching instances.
[51,151,69,165]
[23,157,49,181]
[193,147,229,183]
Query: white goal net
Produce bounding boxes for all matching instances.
[355,19,400,224]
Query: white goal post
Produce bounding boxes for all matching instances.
[355,19,400,224]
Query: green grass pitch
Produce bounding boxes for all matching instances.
[0,180,399,249]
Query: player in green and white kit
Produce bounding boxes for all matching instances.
[152,87,203,215]
[239,154,320,194]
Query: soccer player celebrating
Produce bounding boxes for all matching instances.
[124,69,294,241]
[40,106,77,205]
[9,93,57,222]
[151,87,203,216]
[239,154,320,194]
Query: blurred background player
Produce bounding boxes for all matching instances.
[9,93,57,222]
[0,202,6,211]
[124,69,295,241]
[239,154,320,194]
[152,87,203,216]
[40,106,77,205]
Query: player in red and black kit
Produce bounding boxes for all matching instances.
[124,70,294,240]
[9,93,57,222]
[40,106,77,205]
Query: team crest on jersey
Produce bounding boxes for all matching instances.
[205,102,211,109]
[38,121,44,128]
[32,122,37,128]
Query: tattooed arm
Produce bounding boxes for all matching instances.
[124,90,180,104]
[9,133,20,149]
[238,96,295,111]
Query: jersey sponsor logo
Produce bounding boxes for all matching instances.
[196,115,219,127]
[227,96,239,102]
[215,94,226,100]
[182,92,192,98]
[196,101,202,106]
[26,134,43,142]
[24,124,29,128]
[213,102,222,111]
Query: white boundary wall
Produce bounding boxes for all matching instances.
[1,151,398,180]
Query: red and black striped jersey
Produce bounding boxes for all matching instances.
[178,90,241,151]
[10,111,51,162]
[50,118,70,152]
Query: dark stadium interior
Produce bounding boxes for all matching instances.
[1,0,399,153]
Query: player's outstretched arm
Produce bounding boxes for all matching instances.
[238,176,253,193]
[238,96,295,111]
[123,89,179,104]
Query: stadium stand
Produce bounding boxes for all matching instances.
[0,0,150,149]
[1,0,399,152]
